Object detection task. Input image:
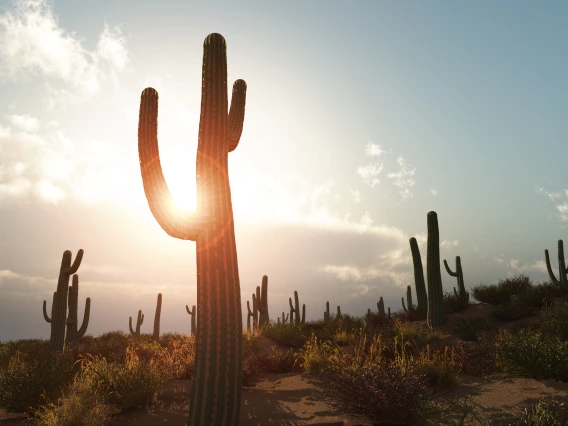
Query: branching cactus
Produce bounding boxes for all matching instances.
[427,211,444,329]
[186,304,197,336]
[256,276,269,327]
[250,293,259,331]
[138,33,247,425]
[444,256,469,302]
[64,274,90,350]
[409,238,428,312]
[545,240,568,288]
[43,249,84,353]
[281,312,289,324]
[288,291,301,325]
[129,310,144,337]
[402,285,414,313]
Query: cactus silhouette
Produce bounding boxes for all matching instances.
[444,256,469,302]
[138,33,247,425]
[129,310,144,337]
[402,285,414,313]
[43,249,84,352]
[409,237,428,313]
[64,274,90,350]
[256,276,269,327]
[545,240,568,288]
[427,211,444,328]
[186,304,197,336]
[153,293,162,341]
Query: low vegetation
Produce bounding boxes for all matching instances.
[2,274,568,425]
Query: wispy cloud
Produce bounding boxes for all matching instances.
[387,156,416,199]
[0,0,128,106]
[536,186,568,223]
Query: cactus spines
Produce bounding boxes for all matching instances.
[138,33,246,425]
[545,240,568,287]
[129,309,144,337]
[186,304,197,336]
[409,238,428,312]
[44,249,84,353]
[402,285,414,313]
[444,256,469,302]
[289,291,301,325]
[426,211,444,329]
[153,293,162,341]
[65,274,90,350]
[256,276,269,327]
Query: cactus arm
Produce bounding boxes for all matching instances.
[402,297,407,313]
[443,259,457,276]
[246,300,252,315]
[545,249,560,283]
[228,80,247,152]
[64,249,84,275]
[288,297,294,310]
[186,304,191,314]
[43,292,55,323]
[129,316,135,335]
[77,297,91,338]
[138,88,213,241]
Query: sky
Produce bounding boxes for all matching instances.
[0,0,567,342]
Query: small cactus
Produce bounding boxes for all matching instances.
[444,256,469,302]
[289,291,304,325]
[129,309,144,337]
[545,240,568,288]
[186,304,197,336]
[402,285,414,313]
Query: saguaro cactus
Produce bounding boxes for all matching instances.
[409,238,428,312]
[256,276,269,327]
[153,293,162,340]
[138,33,247,425]
[444,256,469,302]
[129,310,144,337]
[377,297,385,317]
[402,285,414,313]
[545,240,568,288]
[186,304,197,336]
[427,211,444,328]
[64,274,91,350]
[43,249,84,352]
[289,291,301,325]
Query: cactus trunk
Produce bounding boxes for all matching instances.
[65,274,90,350]
[426,211,444,328]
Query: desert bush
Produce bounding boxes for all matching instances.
[492,328,568,381]
[259,322,307,347]
[76,346,172,409]
[517,396,568,426]
[449,339,499,377]
[318,363,429,425]
[453,317,495,341]
[443,290,470,314]
[242,353,269,387]
[0,347,77,414]
[527,304,568,342]
[412,344,463,390]
[32,375,116,426]
[293,333,336,374]
[263,346,298,373]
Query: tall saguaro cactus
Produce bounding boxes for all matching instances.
[65,274,91,350]
[427,211,444,328]
[138,33,247,426]
[545,240,568,288]
[409,237,428,312]
[186,304,197,336]
[256,276,269,327]
[43,249,84,352]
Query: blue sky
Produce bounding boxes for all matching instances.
[0,0,567,342]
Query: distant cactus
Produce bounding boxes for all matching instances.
[186,304,196,336]
[444,256,469,302]
[324,301,330,321]
[64,274,90,350]
[281,312,289,324]
[427,211,444,328]
[43,249,84,352]
[129,309,144,337]
[337,305,341,319]
[377,297,385,317]
[402,285,414,313]
[545,240,568,288]
[256,276,269,327]
[153,293,162,340]
[289,291,305,325]
[246,296,258,333]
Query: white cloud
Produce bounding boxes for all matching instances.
[429,188,438,196]
[6,114,39,132]
[387,156,416,199]
[364,141,387,157]
[357,163,382,187]
[0,0,128,105]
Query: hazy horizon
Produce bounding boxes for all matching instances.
[1,0,567,342]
